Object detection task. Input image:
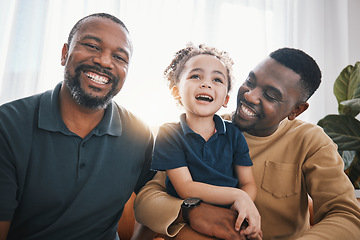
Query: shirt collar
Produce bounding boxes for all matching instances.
[179,113,226,135]
[38,82,122,137]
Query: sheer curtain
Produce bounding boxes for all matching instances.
[0,0,359,127]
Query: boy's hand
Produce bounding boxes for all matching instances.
[231,196,261,239]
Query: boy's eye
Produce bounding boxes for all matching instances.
[190,74,201,79]
[213,78,223,83]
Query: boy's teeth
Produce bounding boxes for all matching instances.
[85,72,109,84]
[196,95,213,102]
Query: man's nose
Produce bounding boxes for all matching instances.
[243,88,261,105]
[93,51,114,69]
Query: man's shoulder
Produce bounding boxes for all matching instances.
[0,93,43,123]
[283,118,333,144]
[285,118,325,135]
[114,103,153,137]
[115,104,146,125]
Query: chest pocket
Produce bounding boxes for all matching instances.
[261,161,300,198]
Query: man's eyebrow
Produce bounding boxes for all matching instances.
[80,35,130,59]
[249,71,256,79]
[81,35,102,42]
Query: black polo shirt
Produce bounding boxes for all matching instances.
[0,83,154,240]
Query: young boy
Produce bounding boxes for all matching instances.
[149,43,261,239]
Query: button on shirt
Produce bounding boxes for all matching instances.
[151,113,252,198]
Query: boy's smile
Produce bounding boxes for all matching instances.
[173,54,229,118]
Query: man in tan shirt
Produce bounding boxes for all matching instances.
[134,48,360,240]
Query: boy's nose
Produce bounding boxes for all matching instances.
[201,81,212,89]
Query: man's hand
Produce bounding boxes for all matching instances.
[187,203,245,240]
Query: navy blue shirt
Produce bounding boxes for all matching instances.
[0,83,154,240]
[151,113,252,198]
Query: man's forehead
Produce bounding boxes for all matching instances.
[71,17,132,54]
[76,17,123,36]
[253,58,301,85]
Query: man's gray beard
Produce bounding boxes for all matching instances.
[64,70,114,110]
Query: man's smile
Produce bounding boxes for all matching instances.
[238,101,257,117]
[84,71,109,85]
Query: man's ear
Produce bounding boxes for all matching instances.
[61,43,69,66]
[288,102,309,120]
[171,86,181,100]
[223,94,230,108]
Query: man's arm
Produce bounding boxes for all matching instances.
[0,221,10,240]
[134,172,245,240]
[299,139,360,239]
[134,171,184,237]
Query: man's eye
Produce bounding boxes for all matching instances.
[245,77,255,88]
[264,92,278,102]
[114,55,127,63]
[83,43,100,51]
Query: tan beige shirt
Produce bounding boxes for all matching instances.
[134,119,360,239]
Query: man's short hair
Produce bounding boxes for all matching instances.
[67,13,129,46]
[269,48,322,101]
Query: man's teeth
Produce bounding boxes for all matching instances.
[85,72,109,84]
[241,104,256,116]
[195,95,213,102]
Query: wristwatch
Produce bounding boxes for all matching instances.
[181,197,203,223]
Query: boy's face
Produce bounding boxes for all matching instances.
[172,54,230,118]
[61,17,132,109]
[233,58,307,137]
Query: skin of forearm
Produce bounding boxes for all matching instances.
[176,180,247,206]
[0,221,10,240]
[239,182,257,201]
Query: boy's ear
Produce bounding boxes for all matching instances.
[288,102,309,120]
[61,43,69,66]
[171,86,181,100]
[223,94,230,108]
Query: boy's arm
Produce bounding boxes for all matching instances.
[168,166,260,235]
[133,172,246,240]
[234,165,257,201]
[167,167,248,206]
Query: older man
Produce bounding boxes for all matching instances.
[0,13,154,240]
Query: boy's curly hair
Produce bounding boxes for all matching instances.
[164,43,234,92]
